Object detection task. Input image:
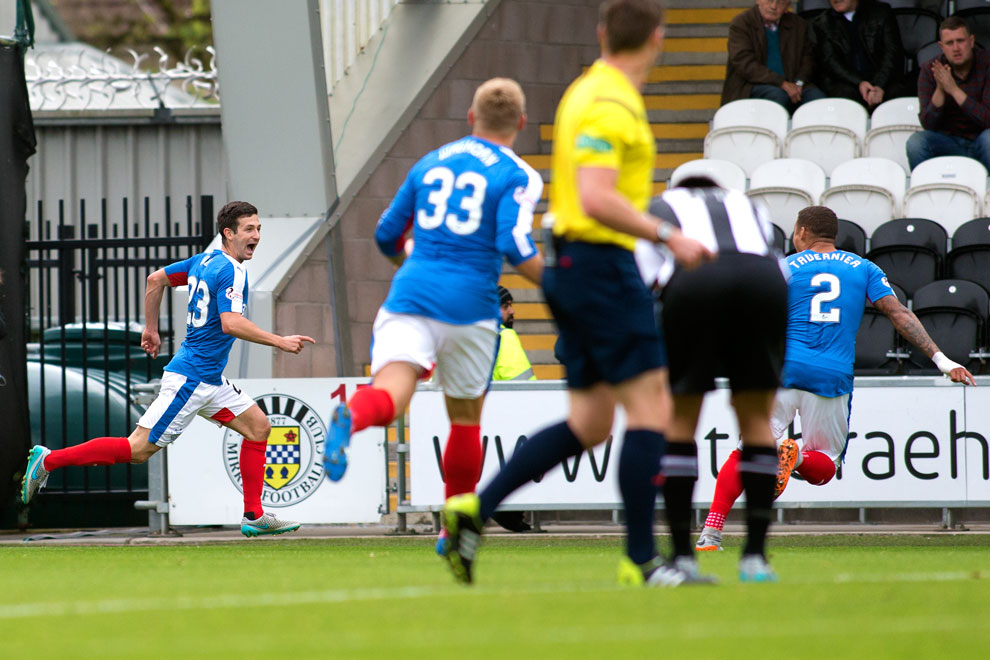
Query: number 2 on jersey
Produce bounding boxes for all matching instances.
[416,166,488,235]
[186,276,210,328]
[809,273,840,323]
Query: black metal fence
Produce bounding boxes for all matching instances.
[23,194,212,522]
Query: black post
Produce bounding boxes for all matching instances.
[57,224,75,325]
[0,43,37,514]
[200,195,214,249]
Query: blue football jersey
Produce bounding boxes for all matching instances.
[781,249,895,397]
[162,249,248,385]
[374,135,542,324]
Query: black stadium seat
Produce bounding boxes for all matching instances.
[895,8,942,94]
[855,282,909,375]
[867,218,947,300]
[907,279,989,374]
[798,0,830,19]
[957,8,990,51]
[954,1,990,12]
[836,218,867,256]
[947,218,990,293]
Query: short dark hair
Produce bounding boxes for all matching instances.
[217,201,258,243]
[795,206,838,241]
[599,0,664,54]
[676,175,719,189]
[939,16,970,39]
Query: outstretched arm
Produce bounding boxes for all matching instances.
[220,312,315,354]
[873,295,976,385]
[142,269,170,358]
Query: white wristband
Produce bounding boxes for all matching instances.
[932,351,961,376]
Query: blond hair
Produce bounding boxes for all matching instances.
[471,78,525,135]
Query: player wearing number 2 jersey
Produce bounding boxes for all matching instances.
[20,201,316,537]
[696,206,976,551]
[323,78,544,519]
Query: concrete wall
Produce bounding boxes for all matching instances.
[274,0,602,376]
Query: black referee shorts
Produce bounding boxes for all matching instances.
[544,241,665,389]
[662,252,788,395]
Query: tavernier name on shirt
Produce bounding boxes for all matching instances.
[789,251,862,269]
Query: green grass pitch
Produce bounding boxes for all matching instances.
[1,534,988,659]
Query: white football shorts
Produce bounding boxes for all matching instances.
[138,371,256,447]
[370,308,499,399]
[769,388,851,462]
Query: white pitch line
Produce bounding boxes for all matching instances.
[1,570,986,620]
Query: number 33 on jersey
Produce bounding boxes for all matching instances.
[163,250,249,385]
[373,134,542,325]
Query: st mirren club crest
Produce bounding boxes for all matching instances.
[223,393,327,507]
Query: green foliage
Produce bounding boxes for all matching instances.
[1,535,988,658]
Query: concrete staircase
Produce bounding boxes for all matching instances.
[507,1,748,379]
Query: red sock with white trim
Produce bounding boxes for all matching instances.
[240,439,267,519]
[44,437,131,470]
[442,424,483,499]
[348,387,396,433]
[704,449,743,531]
[795,450,836,485]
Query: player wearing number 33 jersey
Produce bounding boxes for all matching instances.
[323,79,545,545]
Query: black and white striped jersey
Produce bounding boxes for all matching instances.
[650,187,777,257]
[635,187,785,289]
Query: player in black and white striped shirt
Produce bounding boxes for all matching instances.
[645,175,789,582]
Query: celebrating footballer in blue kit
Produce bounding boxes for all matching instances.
[322,78,544,531]
[696,205,976,552]
[20,201,316,537]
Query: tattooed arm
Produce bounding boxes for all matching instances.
[873,295,977,386]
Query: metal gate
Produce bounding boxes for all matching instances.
[23,194,213,525]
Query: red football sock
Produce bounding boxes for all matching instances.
[240,439,267,517]
[796,450,836,485]
[704,449,743,531]
[348,387,396,433]
[442,424,483,499]
[44,437,131,470]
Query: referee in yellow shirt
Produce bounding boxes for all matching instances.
[443,0,713,586]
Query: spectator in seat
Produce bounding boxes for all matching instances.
[810,0,906,109]
[722,0,824,111]
[906,16,990,172]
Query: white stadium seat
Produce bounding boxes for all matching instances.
[746,158,826,232]
[784,98,868,175]
[668,158,747,191]
[820,157,907,237]
[703,99,789,177]
[903,156,987,236]
[864,97,922,174]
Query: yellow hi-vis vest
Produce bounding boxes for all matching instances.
[492,326,536,381]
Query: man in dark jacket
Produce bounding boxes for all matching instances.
[722,0,824,111]
[810,0,906,108]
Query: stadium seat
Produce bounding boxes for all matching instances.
[956,8,990,50]
[885,0,933,7]
[864,97,922,174]
[855,282,909,376]
[784,98,868,175]
[895,9,942,95]
[668,158,747,191]
[704,99,789,177]
[797,0,830,19]
[746,158,826,230]
[867,218,947,299]
[947,217,990,292]
[819,157,907,235]
[906,279,990,374]
[772,222,788,254]
[903,156,987,236]
[955,0,990,9]
[836,218,868,256]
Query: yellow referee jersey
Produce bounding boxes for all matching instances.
[548,59,655,251]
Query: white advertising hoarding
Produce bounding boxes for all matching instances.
[410,380,990,509]
[167,378,385,525]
